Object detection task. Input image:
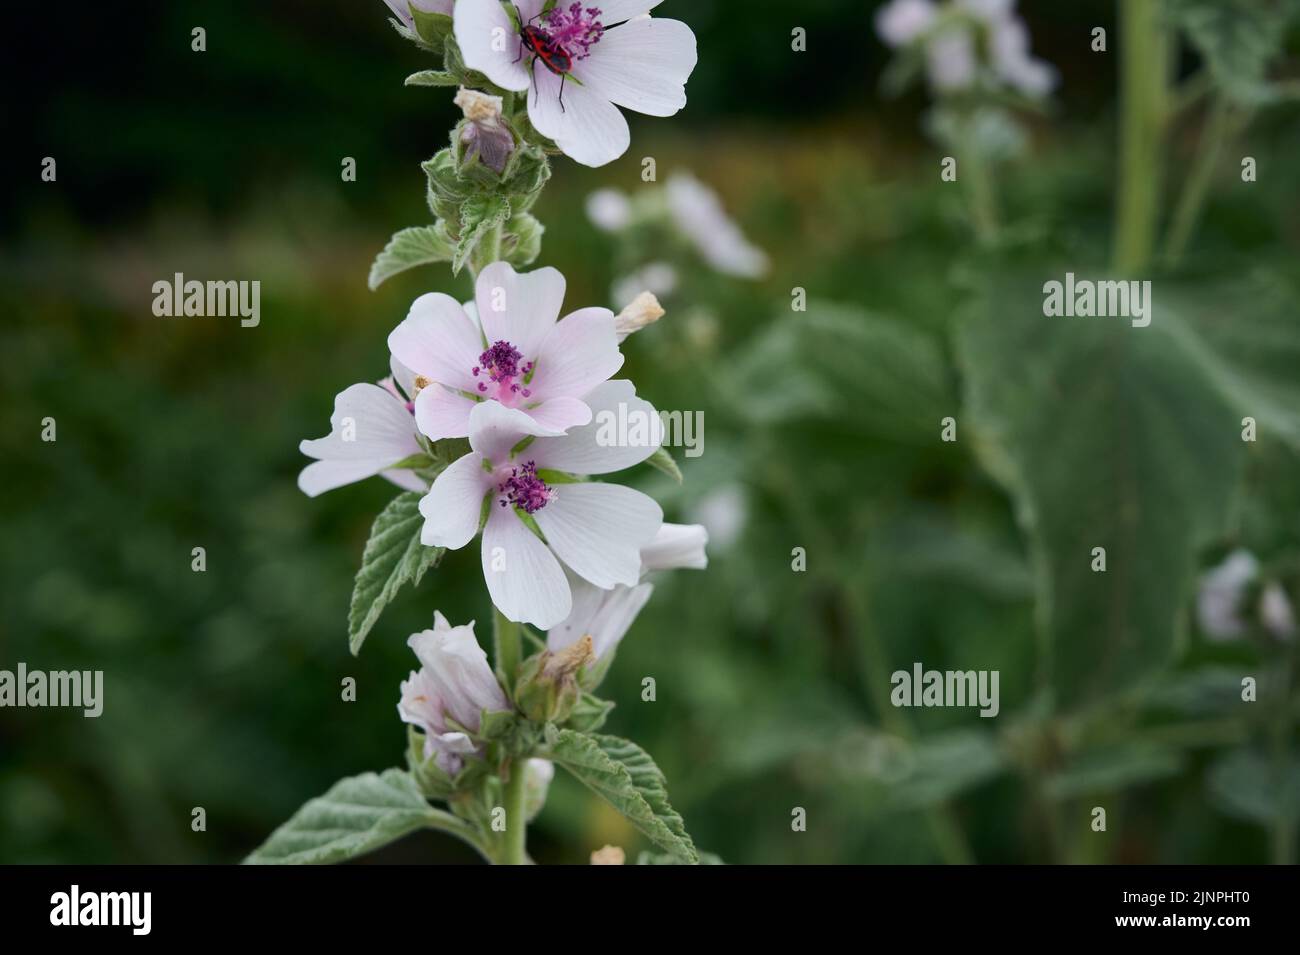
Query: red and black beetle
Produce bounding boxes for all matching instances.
[512,5,575,111]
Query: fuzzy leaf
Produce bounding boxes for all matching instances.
[453,195,512,275]
[368,224,455,290]
[550,729,697,863]
[405,70,459,87]
[348,492,445,655]
[243,769,436,865]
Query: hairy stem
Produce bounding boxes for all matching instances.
[1113,0,1169,274]
[501,758,530,865]
[494,606,522,687]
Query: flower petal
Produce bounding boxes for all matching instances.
[475,262,566,360]
[380,468,430,493]
[526,396,594,433]
[595,0,664,24]
[531,307,624,400]
[453,0,533,92]
[548,575,654,660]
[468,398,566,465]
[298,383,423,496]
[527,64,630,168]
[481,506,572,629]
[388,293,482,392]
[641,522,709,571]
[419,452,491,548]
[534,482,662,588]
[414,382,476,441]
[576,16,696,117]
[528,380,662,475]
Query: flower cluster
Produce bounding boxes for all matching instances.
[876,0,1058,98]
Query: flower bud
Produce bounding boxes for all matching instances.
[454,87,515,176]
[614,292,665,342]
[590,845,626,865]
[406,611,510,733]
[514,635,594,723]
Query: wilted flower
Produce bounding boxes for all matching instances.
[454,87,515,174]
[418,381,665,629]
[398,611,511,773]
[547,522,707,660]
[613,291,665,341]
[455,1,697,167]
[298,359,427,497]
[388,261,624,441]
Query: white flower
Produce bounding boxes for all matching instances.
[612,262,678,310]
[1197,550,1258,641]
[382,0,455,29]
[1260,583,1297,640]
[666,173,770,279]
[419,380,665,629]
[298,359,427,497]
[689,483,747,553]
[398,611,510,774]
[388,261,624,442]
[455,0,698,167]
[586,188,633,231]
[547,522,707,659]
[875,0,937,46]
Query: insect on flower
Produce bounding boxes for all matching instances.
[511,2,605,112]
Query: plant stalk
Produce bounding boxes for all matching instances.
[1113,0,1169,274]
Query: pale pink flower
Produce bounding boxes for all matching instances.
[455,1,697,167]
[298,358,427,497]
[548,522,707,659]
[418,380,665,629]
[388,261,624,442]
[382,0,455,29]
[398,611,510,774]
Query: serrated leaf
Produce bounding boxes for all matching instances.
[956,269,1243,708]
[409,7,454,47]
[1207,747,1300,825]
[243,769,436,864]
[368,224,455,290]
[550,729,698,863]
[453,195,512,275]
[405,70,459,87]
[645,446,683,483]
[566,693,615,732]
[348,492,445,655]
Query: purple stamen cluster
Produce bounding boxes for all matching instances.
[542,3,604,59]
[473,340,533,396]
[498,461,555,514]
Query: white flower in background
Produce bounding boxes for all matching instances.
[548,522,707,659]
[586,188,633,231]
[875,0,1057,99]
[398,611,510,774]
[666,173,770,279]
[689,483,748,553]
[419,381,664,629]
[455,87,515,174]
[455,0,698,167]
[524,758,555,818]
[388,261,624,442]
[298,359,427,497]
[1196,549,1296,642]
[612,262,678,310]
[382,0,454,29]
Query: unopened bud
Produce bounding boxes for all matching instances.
[590,845,626,865]
[514,635,594,723]
[614,292,665,342]
[454,87,514,175]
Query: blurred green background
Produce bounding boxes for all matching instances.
[3,0,1300,864]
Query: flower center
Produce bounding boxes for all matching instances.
[472,340,534,404]
[540,3,604,59]
[498,461,555,514]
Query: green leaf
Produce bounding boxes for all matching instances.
[409,8,454,48]
[244,769,439,865]
[1167,0,1300,105]
[645,446,683,483]
[348,492,445,655]
[956,270,1243,708]
[549,729,698,863]
[1207,747,1300,825]
[637,850,725,864]
[566,692,615,732]
[405,70,459,87]
[453,195,512,275]
[884,730,1005,809]
[1045,742,1185,800]
[368,224,455,290]
[729,302,952,442]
